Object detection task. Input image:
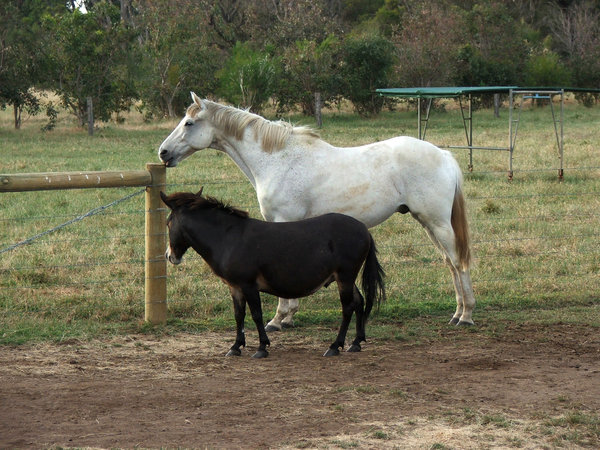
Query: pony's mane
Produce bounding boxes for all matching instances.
[187,100,320,153]
[168,192,249,218]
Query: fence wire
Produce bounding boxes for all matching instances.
[0,189,145,255]
[1,179,598,309]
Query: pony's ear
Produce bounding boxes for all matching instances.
[195,186,204,197]
[190,92,204,110]
[160,191,173,209]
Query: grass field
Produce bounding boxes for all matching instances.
[1,97,599,345]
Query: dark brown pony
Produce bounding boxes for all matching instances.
[161,189,385,358]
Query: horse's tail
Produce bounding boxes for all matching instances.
[451,178,472,271]
[361,234,386,319]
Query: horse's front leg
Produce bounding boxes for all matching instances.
[226,287,246,356]
[265,298,299,332]
[244,287,271,358]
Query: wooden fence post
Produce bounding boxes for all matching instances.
[145,163,167,324]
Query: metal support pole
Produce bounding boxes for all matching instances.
[417,97,422,139]
[145,163,167,324]
[458,95,474,171]
[559,89,564,181]
[508,89,514,181]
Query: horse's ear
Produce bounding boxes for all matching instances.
[191,92,204,110]
[160,191,173,209]
[196,186,204,197]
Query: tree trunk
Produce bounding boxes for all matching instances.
[87,97,94,136]
[494,94,500,118]
[13,104,21,130]
[314,92,323,128]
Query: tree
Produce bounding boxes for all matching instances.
[524,48,572,87]
[134,0,223,118]
[0,0,64,129]
[42,2,138,125]
[456,1,530,87]
[216,42,281,113]
[340,35,395,116]
[551,1,600,104]
[276,36,343,116]
[391,2,465,87]
[244,0,342,48]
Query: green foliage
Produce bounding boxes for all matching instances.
[134,1,223,118]
[276,36,343,115]
[340,35,395,116]
[42,2,138,124]
[525,50,572,87]
[456,2,530,86]
[392,3,465,88]
[0,1,59,128]
[217,42,281,113]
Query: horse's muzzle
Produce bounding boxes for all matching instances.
[165,247,182,265]
[159,148,177,167]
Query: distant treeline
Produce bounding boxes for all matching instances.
[1,0,599,128]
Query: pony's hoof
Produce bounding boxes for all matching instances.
[448,317,460,325]
[346,344,361,353]
[281,322,295,329]
[252,349,269,359]
[457,320,475,327]
[323,347,340,357]
[265,324,281,332]
[226,348,242,357]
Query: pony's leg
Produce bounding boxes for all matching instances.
[243,287,271,358]
[265,298,299,332]
[226,287,246,357]
[413,216,476,326]
[347,285,366,353]
[324,282,356,356]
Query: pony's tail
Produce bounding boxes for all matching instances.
[361,234,386,320]
[451,183,471,271]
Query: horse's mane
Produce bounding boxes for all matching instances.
[187,100,320,153]
[168,192,249,218]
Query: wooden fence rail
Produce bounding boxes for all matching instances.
[0,163,168,324]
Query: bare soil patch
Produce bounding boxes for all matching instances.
[1,323,599,449]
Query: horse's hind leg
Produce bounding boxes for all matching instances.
[347,285,366,353]
[324,281,357,356]
[413,215,476,326]
[226,287,247,356]
[265,298,299,332]
[243,287,271,358]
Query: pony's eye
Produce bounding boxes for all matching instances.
[184,120,194,127]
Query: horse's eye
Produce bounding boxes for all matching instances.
[184,120,194,127]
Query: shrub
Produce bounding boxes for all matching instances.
[340,35,395,116]
[217,43,281,113]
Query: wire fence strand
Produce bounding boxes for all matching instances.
[0,189,145,255]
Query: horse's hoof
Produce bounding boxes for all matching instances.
[226,348,242,357]
[252,349,269,359]
[265,324,281,332]
[346,344,361,353]
[281,322,295,329]
[323,348,340,357]
[457,320,475,327]
[448,317,460,325]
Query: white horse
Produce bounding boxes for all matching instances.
[159,93,476,330]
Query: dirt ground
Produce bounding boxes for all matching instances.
[1,322,599,449]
